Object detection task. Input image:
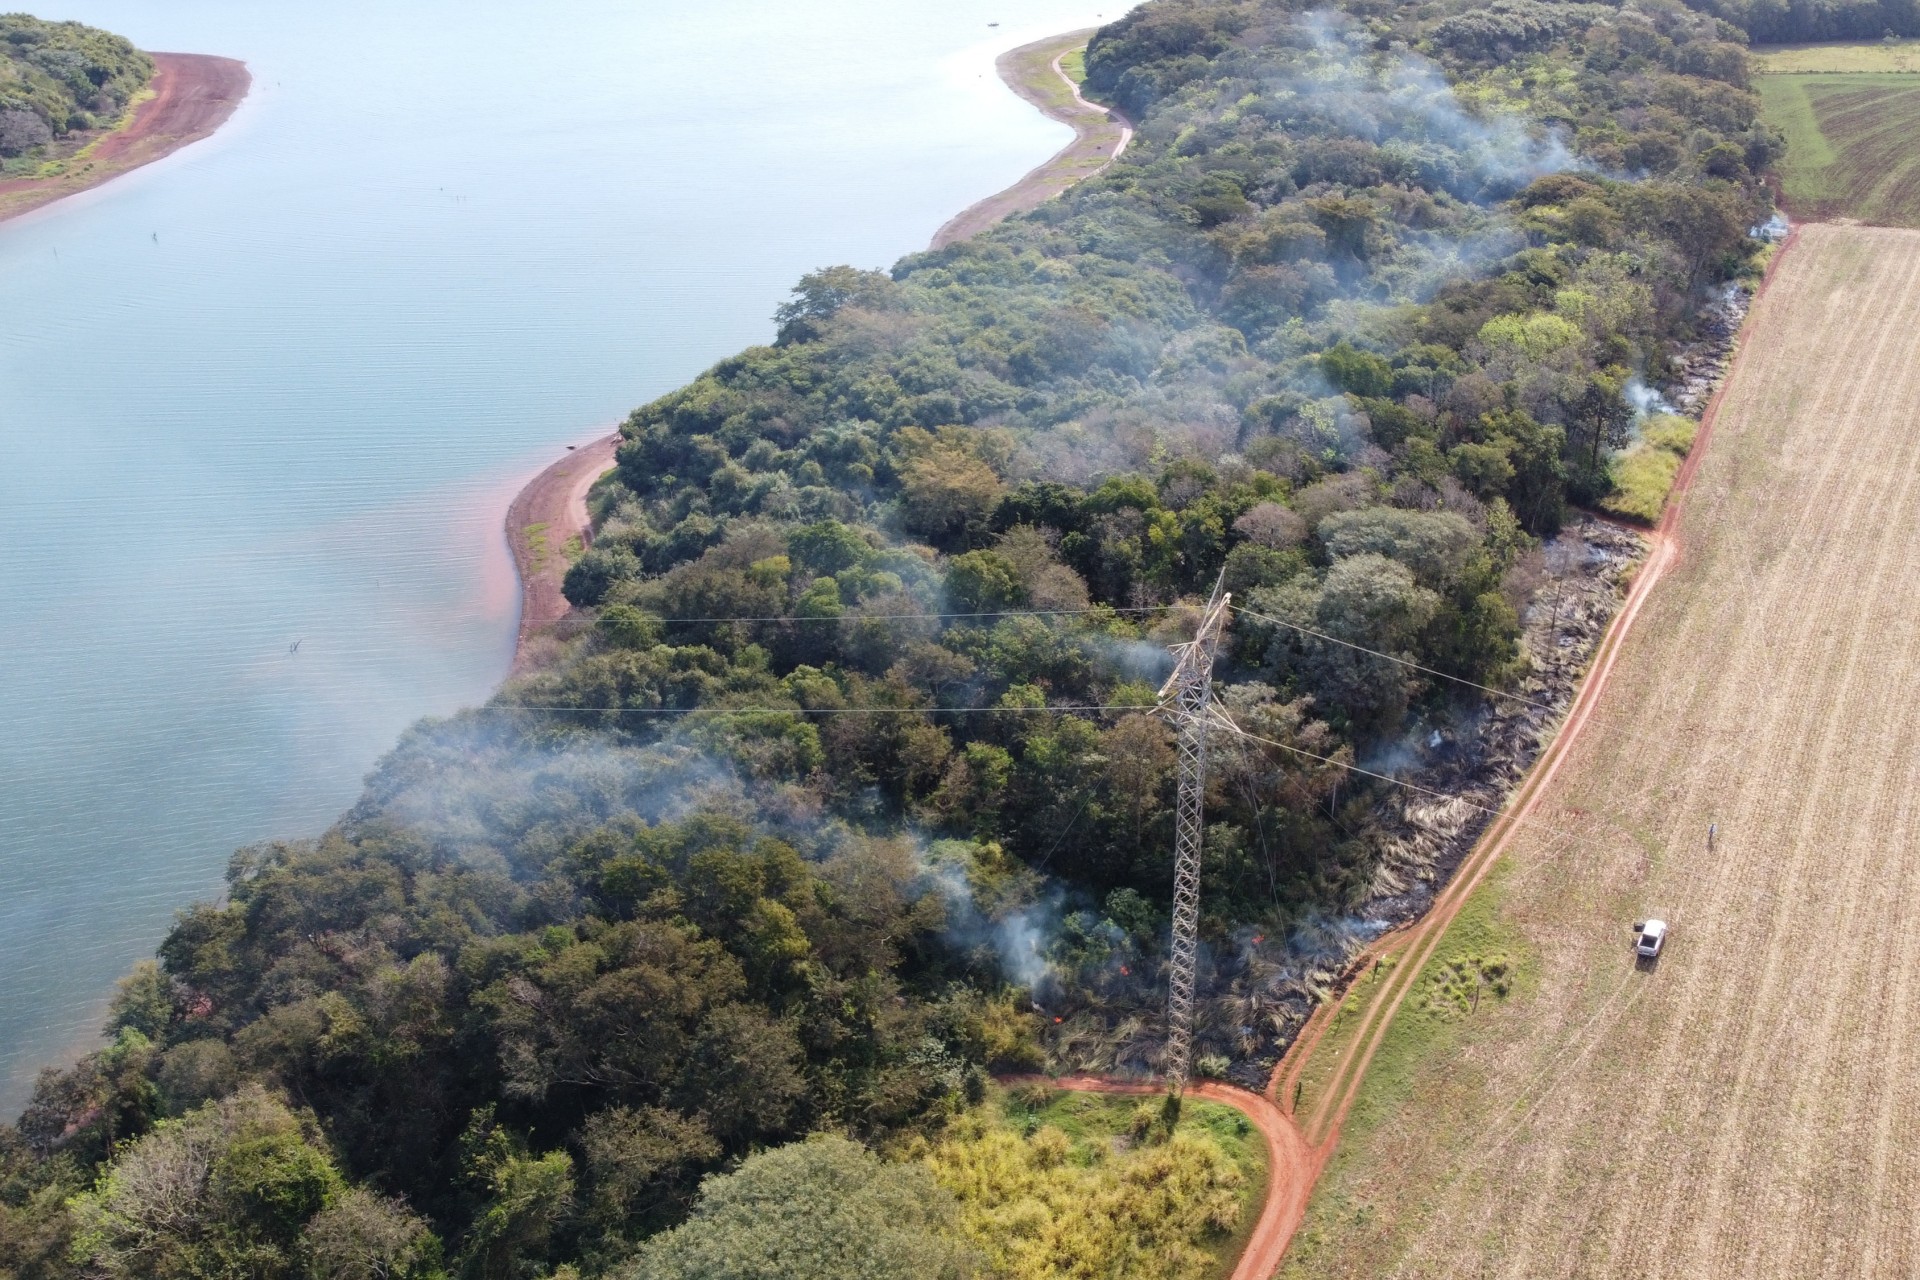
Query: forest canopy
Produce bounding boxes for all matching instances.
[0,1,1780,1276]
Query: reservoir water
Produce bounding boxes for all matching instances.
[0,0,1108,1108]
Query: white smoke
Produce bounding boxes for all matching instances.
[1284,13,1580,201]
[922,844,1063,991]
[1623,376,1675,420]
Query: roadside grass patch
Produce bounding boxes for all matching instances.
[1338,872,1535,1134]
[1421,953,1512,1018]
[1288,956,1396,1124]
[1282,867,1535,1275]
[1005,36,1085,116]
[1059,46,1088,84]
[1756,68,1920,224]
[912,1084,1268,1280]
[1599,413,1697,524]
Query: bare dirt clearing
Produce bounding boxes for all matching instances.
[1282,222,1920,1278]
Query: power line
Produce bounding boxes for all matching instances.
[1229,603,1559,714]
[466,702,1161,716]
[1218,717,1504,814]
[1215,715,1591,848]
[538,600,1556,716]
[535,605,1164,626]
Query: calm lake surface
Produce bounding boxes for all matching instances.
[0,0,1108,1107]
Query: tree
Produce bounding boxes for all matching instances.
[577,1107,720,1242]
[69,1086,346,1280]
[1318,341,1394,397]
[1256,553,1441,733]
[774,267,898,345]
[897,443,1004,546]
[105,961,174,1039]
[456,1112,575,1280]
[625,1136,973,1280]
[302,1189,442,1280]
[1232,503,1306,551]
[0,109,51,157]
[945,551,1025,613]
[1317,508,1478,586]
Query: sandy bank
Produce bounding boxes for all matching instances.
[931,30,1133,249]
[505,433,620,671]
[0,52,249,226]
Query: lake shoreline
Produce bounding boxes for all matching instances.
[505,432,621,671]
[930,29,1132,249]
[0,52,250,226]
[500,26,1125,672]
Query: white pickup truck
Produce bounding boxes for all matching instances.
[1633,919,1669,959]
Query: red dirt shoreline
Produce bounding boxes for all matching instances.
[504,433,621,671]
[0,52,250,226]
[931,31,1133,249]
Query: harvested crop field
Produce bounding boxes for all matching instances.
[1281,222,1920,1278]
[1758,72,1920,224]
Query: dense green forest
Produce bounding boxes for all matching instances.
[1689,0,1920,43]
[0,15,151,163]
[0,0,1778,1276]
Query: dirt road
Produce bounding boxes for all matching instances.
[505,433,619,670]
[931,31,1132,249]
[0,53,249,225]
[1283,223,1920,1277]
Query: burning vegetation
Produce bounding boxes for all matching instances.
[0,0,1788,1275]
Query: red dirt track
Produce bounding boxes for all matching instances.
[505,433,621,670]
[0,52,250,225]
[1036,226,1805,1276]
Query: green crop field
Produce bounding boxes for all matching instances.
[1758,61,1920,225]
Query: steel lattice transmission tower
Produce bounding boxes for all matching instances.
[1156,576,1231,1092]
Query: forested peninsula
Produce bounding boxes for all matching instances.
[0,15,247,225]
[1,1,1784,1276]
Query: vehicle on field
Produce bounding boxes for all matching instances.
[1633,919,1668,958]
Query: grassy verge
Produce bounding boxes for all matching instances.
[1598,413,1698,524]
[1003,35,1089,116]
[19,83,154,179]
[1281,866,1536,1276]
[914,1083,1269,1280]
[1059,47,1088,84]
[522,522,550,573]
[1756,74,1833,208]
[1287,957,1397,1128]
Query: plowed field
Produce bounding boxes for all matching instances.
[1281,223,1920,1278]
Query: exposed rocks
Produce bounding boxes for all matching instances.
[1664,282,1752,416]
[1209,517,1648,1090]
